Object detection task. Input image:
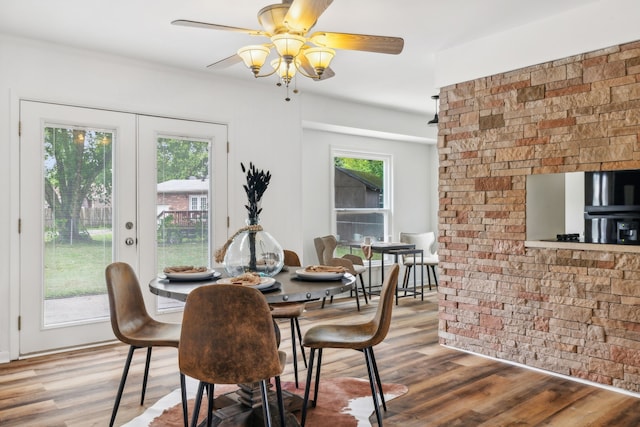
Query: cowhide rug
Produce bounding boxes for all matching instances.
[123,377,407,427]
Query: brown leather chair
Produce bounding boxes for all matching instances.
[179,284,286,427]
[105,262,185,427]
[270,249,307,388]
[313,235,368,310]
[300,264,400,427]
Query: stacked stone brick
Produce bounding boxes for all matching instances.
[438,40,640,392]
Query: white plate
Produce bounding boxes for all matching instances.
[164,270,220,281]
[296,269,345,281]
[216,276,276,290]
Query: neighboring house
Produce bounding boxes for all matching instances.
[156,178,209,243]
[334,167,382,209]
[156,178,209,213]
[334,167,384,242]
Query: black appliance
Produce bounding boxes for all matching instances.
[584,170,640,244]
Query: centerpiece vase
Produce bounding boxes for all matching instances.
[223,217,284,278]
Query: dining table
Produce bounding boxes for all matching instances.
[150,267,356,304]
[149,267,356,427]
[361,242,422,294]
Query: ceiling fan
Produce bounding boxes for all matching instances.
[172,0,404,99]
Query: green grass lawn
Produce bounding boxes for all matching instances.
[45,233,210,299]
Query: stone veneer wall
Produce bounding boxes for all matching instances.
[438,40,640,393]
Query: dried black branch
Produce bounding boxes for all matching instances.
[241,162,271,222]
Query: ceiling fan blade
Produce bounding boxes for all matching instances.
[172,19,267,36]
[207,54,243,69]
[284,0,334,33]
[297,53,318,77]
[310,31,404,54]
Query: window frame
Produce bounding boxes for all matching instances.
[330,148,392,252]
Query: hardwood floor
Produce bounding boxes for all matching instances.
[2,292,640,426]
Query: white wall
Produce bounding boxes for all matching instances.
[0,34,432,361]
[300,128,435,265]
[434,0,640,88]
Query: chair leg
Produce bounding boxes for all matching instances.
[354,279,361,311]
[191,381,205,427]
[180,373,188,427]
[109,345,136,427]
[301,347,323,427]
[431,265,438,287]
[290,318,300,388]
[141,347,152,405]
[206,383,214,427]
[313,349,323,406]
[275,376,286,427]
[259,379,273,427]
[294,318,307,369]
[300,348,314,427]
[403,265,413,296]
[320,296,334,308]
[368,347,386,411]
[364,347,384,426]
[359,274,369,304]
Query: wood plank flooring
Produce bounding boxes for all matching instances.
[2,292,640,426]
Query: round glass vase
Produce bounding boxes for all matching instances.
[223,220,284,278]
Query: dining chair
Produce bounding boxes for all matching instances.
[300,264,400,427]
[269,249,307,388]
[399,231,439,292]
[179,284,286,427]
[313,235,368,310]
[105,262,186,427]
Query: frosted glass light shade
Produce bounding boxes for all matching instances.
[271,33,306,58]
[237,45,270,74]
[304,47,335,75]
[271,58,298,79]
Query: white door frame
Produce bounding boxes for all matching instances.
[15,100,228,357]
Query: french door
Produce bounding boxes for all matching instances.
[19,101,227,355]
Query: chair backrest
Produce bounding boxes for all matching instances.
[179,284,283,384]
[399,232,436,255]
[319,235,338,264]
[283,249,302,267]
[313,237,325,264]
[369,264,400,347]
[105,262,153,345]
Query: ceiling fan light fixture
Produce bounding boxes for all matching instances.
[237,45,271,76]
[303,47,335,77]
[271,33,306,59]
[172,0,404,101]
[271,58,298,83]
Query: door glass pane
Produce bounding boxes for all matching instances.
[44,126,113,326]
[156,137,211,310]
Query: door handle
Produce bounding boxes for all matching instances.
[125,237,135,246]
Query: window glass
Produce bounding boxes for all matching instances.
[333,153,390,259]
[156,137,210,310]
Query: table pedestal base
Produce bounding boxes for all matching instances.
[198,383,302,427]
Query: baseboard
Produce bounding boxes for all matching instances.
[0,351,10,364]
[442,344,640,399]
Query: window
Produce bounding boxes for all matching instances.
[189,195,208,211]
[332,150,391,258]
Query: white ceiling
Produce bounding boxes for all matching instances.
[0,0,599,116]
